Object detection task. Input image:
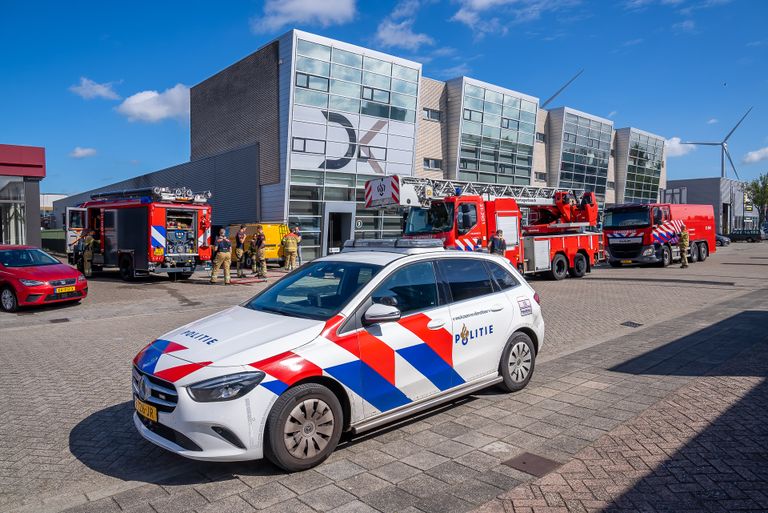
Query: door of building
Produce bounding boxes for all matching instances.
[322,201,356,255]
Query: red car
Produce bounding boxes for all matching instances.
[0,245,88,312]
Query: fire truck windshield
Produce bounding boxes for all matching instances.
[405,202,454,235]
[603,207,650,229]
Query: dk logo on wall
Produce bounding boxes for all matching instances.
[321,111,387,174]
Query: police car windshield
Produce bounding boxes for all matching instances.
[604,208,650,229]
[244,261,383,321]
[405,202,454,235]
[0,249,60,267]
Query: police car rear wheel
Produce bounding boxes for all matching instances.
[265,383,343,472]
[499,332,536,392]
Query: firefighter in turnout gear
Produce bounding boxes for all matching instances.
[250,225,267,279]
[210,228,232,284]
[70,229,97,277]
[282,228,300,272]
[235,224,247,278]
[679,225,690,269]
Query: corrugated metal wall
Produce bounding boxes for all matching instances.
[546,108,565,187]
[444,78,464,179]
[53,145,260,228]
[415,77,448,180]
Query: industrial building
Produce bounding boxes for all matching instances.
[1,144,45,247]
[663,177,759,234]
[55,29,667,259]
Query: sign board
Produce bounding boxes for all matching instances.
[365,176,400,208]
[744,191,753,212]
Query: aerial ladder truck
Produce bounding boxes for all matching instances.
[365,175,603,280]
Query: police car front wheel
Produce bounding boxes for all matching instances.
[499,332,536,393]
[264,383,343,472]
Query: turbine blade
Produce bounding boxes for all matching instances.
[680,141,720,145]
[723,107,753,142]
[724,147,741,181]
[541,69,584,109]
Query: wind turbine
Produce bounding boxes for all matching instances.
[681,107,753,180]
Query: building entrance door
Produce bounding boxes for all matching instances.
[322,202,355,255]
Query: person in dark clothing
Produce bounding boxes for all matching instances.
[489,229,507,256]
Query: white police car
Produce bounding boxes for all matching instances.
[132,239,544,471]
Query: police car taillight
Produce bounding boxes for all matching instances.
[533,292,540,304]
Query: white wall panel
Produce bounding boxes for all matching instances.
[290,152,324,169]
[387,149,413,164]
[388,134,413,151]
[293,105,327,124]
[292,120,327,140]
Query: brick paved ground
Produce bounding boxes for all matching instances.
[478,323,768,513]
[0,244,766,513]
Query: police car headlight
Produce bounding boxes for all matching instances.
[643,247,655,256]
[187,371,265,402]
[20,279,46,286]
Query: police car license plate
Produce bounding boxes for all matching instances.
[135,398,158,422]
[621,260,633,264]
[55,286,76,293]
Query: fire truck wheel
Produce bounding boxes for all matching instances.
[659,246,672,267]
[119,255,134,281]
[548,254,568,281]
[499,332,536,392]
[689,243,699,263]
[264,383,344,472]
[699,243,708,261]
[569,253,587,278]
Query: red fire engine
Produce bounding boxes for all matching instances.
[66,187,213,280]
[603,203,716,267]
[365,176,602,280]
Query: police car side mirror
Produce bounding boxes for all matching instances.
[363,303,401,326]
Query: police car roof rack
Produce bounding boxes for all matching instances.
[90,187,211,203]
[341,238,444,255]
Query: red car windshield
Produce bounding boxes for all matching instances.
[0,249,60,267]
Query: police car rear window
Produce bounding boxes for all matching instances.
[244,261,382,320]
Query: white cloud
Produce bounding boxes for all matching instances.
[665,137,695,157]
[250,0,355,33]
[746,40,765,47]
[608,110,618,118]
[69,147,97,159]
[673,19,696,32]
[707,118,718,124]
[743,147,768,165]
[438,62,473,79]
[451,0,578,36]
[69,77,120,100]
[622,38,644,46]
[374,1,434,51]
[116,84,190,123]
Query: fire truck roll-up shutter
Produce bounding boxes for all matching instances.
[495,214,519,246]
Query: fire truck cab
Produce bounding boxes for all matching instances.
[66,187,213,280]
[366,176,603,280]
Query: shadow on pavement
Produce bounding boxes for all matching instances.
[602,311,768,511]
[585,276,735,287]
[69,401,283,486]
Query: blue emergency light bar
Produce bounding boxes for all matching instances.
[343,238,444,249]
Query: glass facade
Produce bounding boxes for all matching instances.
[559,112,612,198]
[0,177,26,245]
[288,170,403,260]
[289,38,420,258]
[458,82,537,185]
[624,131,664,203]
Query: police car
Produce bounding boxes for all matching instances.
[132,239,545,471]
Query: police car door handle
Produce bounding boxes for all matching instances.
[490,304,504,312]
[427,319,446,330]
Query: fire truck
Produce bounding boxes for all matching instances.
[66,187,213,280]
[365,175,602,280]
[603,203,716,267]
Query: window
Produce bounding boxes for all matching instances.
[359,145,386,161]
[487,262,519,290]
[536,132,546,143]
[295,73,329,92]
[438,259,494,303]
[535,172,547,182]
[457,203,477,235]
[331,47,362,68]
[297,40,331,61]
[292,137,326,155]
[372,262,438,315]
[360,101,389,118]
[423,158,442,169]
[607,181,615,189]
[244,261,382,321]
[362,86,389,103]
[422,108,441,121]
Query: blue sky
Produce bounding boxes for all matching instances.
[1,0,766,194]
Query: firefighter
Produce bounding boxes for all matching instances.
[70,229,97,277]
[679,225,690,269]
[282,227,300,272]
[489,229,507,256]
[235,224,248,278]
[210,228,232,284]
[250,225,267,279]
[294,225,303,266]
